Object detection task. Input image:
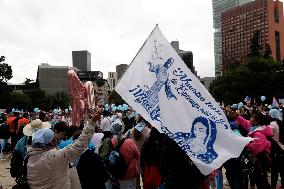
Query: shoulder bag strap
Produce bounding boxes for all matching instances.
[23,155,30,180]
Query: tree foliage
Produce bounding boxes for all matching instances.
[108,90,125,105]
[9,92,32,110]
[0,82,10,108]
[24,78,35,91]
[210,57,284,104]
[7,89,72,111]
[249,31,261,58]
[0,56,13,82]
[95,79,107,87]
[263,44,272,59]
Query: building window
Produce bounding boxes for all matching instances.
[274,6,279,23]
[275,31,281,62]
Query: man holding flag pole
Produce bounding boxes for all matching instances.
[115,25,252,181]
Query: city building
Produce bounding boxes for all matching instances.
[8,82,38,93]
[77,71,103,81]
[7,83,26,93]
[170,41,197,76]
[116,64,128,81]
[221,0,284,72]
[106,72,117,91]
[37,63,71,95]
[72,50,91,71]
[212,0,253,76]
[200,77,216,90]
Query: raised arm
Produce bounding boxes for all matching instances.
[57,109,102,162]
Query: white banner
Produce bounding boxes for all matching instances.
[115,25,251,175]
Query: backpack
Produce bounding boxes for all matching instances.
[238,146,256,176]
[99,138,113,166]
[108,138,128,179]
[10,150,24,178]
[12,155,30,189]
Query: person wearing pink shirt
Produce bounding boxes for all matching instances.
[236,111,272,189]
[110,123,140,189]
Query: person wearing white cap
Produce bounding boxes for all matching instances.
[25,109,102,189]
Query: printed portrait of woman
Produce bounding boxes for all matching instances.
[173,116,218,164]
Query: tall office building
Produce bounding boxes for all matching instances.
[212,0,253,76]
[116,64,128,81]
[170,41,197,76]
[221,0,284,72]
[37,63,70,95]
[72,50,91,71]
[106,72,117,91]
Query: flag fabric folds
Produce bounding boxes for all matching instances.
[115,25,251,175]
[272,97,280,108]
[244,96,251,105]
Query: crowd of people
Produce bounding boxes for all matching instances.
[0,101,283,189]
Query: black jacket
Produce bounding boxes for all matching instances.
[141,127,206,189]
[76,149,109,189]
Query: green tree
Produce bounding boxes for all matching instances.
[263,44,272,59]
[9,92,32,110]
[95,79,107,87]
[209,57,283,104]
[24,78,34,91]
[0,82,10,108]
[25,89,47,110]
[108,90,125,105]
[53,92,70,109]
[0,56,13,82]
[249,30,261,58]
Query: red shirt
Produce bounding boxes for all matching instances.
[111,138,140,180]
[7,116,17,133]
[17,117,30,134]
[18,117,29,126]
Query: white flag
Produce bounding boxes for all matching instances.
[115,25,251,175]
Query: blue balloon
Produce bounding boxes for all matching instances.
[12,108,15,113]
[117,105,123,111]
[231,104,238,109]
[238,102,244,109]
[111,107,117,112]
[261,96,266,102]
[122,104,129,110]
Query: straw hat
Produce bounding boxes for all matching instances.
[23,119,51,136]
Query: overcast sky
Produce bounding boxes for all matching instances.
[0,0,215,84]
